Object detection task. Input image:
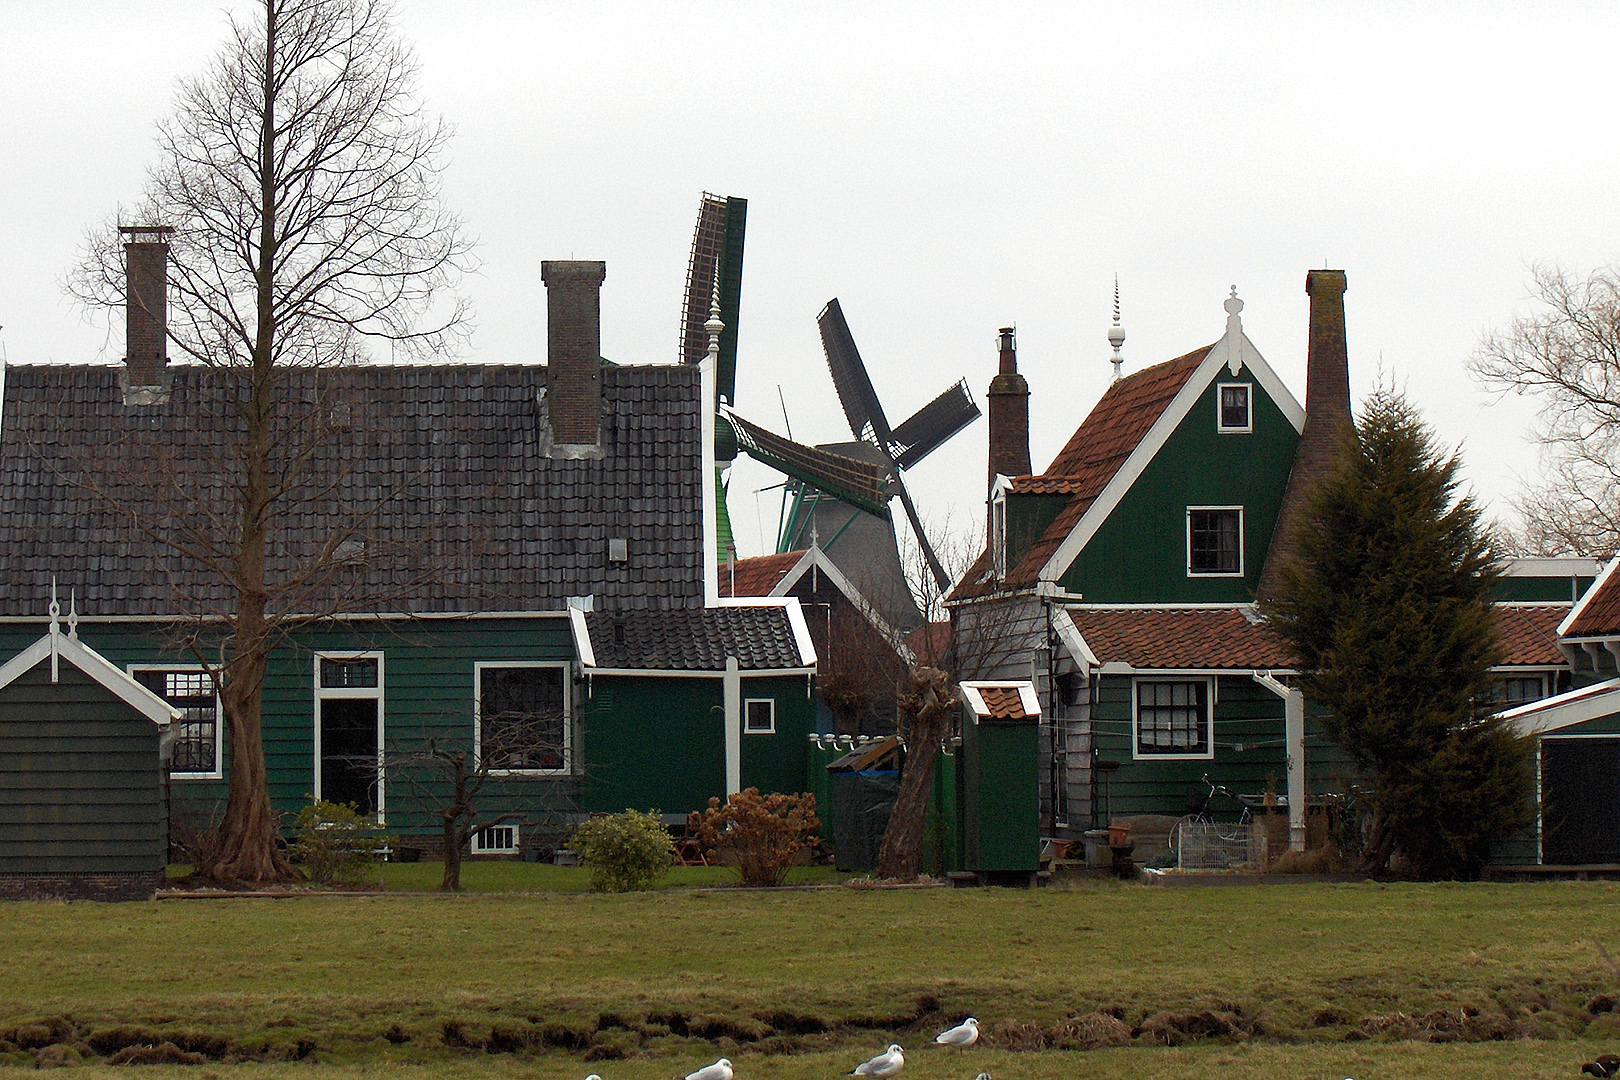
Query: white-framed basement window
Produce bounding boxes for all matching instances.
[1217,382,1253,433]
[471,824,520,854]
[1133,678,1215,760]
[474,661,571,775]
[1187,506,1244,577]
[131,665,223,779]
[313,652,386,822]
[744,698,776,734]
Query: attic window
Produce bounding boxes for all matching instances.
[1187,507,1243,577]
[1217,383,1252,433]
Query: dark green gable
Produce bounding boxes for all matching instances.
[1058,374,1299,602]
[0,658,167,875]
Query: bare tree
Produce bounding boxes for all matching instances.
[1473,264,1620,557]
[67,0,472,883]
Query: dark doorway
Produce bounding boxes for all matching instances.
[1542,737,1620,864]
[321,698,379,815]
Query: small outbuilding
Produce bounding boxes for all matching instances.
[1501,679,1620,865]
[0,605,177,900]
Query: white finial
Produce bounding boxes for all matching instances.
[810,517,820,548]
[49,579,60,683]
[67,590,78,641]
[1107,275,1126,382]
[1221,286,1246,375]
[704,274,725,363]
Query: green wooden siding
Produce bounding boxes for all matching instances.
[739,675,814,800]
[1004,493,1070,571]
[1057,375,1299,602]
[0,659,166,874]
[1493,575,1595,603]
[1089,674,1356,825]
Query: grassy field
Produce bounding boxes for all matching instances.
[2,878,1619,1078]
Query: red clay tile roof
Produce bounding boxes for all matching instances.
[1068,606,1295,670]
[1496,604,1572,666]
[1563,560,1620,639]
[719,550,807,598]
[906,621,952,667]
[978,686,1031,718]
[1002,476,1090,495]
[950,345,1213,601]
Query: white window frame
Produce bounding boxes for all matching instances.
[1186,505,1245,578]
[991,490,1008,580]
[1131,676,1216,761]
[129,663,224,780]
[471,823,520,854]
[473,661,572,776]
[313,651,386,823]
[744,697,776,734]
[1216,382,1253,433]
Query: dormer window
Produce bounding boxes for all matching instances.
[991,491,1007,580]
[1217,383,1252,433]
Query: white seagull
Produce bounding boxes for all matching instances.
[684,1058,733,1080]
[583,1075,602,1080]
[933,1017,979,1048]
[851,1044,904,1078]
[973,1073,992,1080]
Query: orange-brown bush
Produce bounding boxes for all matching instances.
[688,788,820,887]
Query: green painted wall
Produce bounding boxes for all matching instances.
[0,658,166,874]
[1494,575,1595,603]
[959,707,1040,872]
[584,676,723,814]
[1004,493,1069,570]
[1089,674,1357,826]
[1057,375,1299,602]
[739,675,814,799]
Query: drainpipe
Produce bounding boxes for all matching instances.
[1253,672,1307,853]
[724,655,741,797]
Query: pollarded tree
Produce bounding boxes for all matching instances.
[1262,388,1532,879]
[68,0,472,883]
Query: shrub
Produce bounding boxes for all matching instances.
[571,809,676,892]
[289,800,393,886]
[688,788,820,887]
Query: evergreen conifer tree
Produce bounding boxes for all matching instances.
[1264,388,1532,878]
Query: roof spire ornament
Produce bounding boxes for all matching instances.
[67,590,78,641]
[704,274,725,368]
[1107,275,1126,382]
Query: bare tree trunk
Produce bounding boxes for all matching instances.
[877,667,953,879]
[441,752,469,892]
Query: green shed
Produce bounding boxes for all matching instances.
[957,680,1041,884]
[0,614,177,900]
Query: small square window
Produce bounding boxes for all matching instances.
[1188,507,1243,576]
[1218,383,1252,432]
[1493,675,1549,707]
[744,698,775,734]
[1135,679,1211,758]
[472,825,519,854]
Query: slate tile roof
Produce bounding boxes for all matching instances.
[581,605,808,670]
[1496,604,1572,666]
[1068,605,1295,670]
[1562,560,1620,639]
[718,550,806,598]
[0,363,704,616]
[951,345,1212,600]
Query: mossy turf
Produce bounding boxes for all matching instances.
[3,879,1619,1076]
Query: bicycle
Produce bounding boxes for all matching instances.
[1168,774,1282,868]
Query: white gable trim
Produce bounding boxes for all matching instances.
[1558,554,1620,638]
[1049,606,1096,674]
[0,633,178,728]
[1499,677,1620,736]
[568,606,595,668]
[1037,319,1304,586]
[763,546,912,665]
[782,596,819,667]
[960,679,1042,719]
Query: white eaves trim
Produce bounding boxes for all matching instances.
[1037,312,1304,586]
[1502,556,1604,579]
[568,606,595,668]
[0,631,178,728]
[1558,554,1620,638]
[748,546,908,664]
[1498,677,1620,737]
[959,679,1042,719]
[1050,606,1096,673]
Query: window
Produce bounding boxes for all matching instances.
[1217,383,1252,432]
[471,824,519,854]
[991,493,1007,580]
[315,652,384,819]
[475,663,569,774]
[1134,679,1212,758]
[1493,674,1549,708]
[133,667,221,778]
[1187,507,1243,576]
[744,698,776,734]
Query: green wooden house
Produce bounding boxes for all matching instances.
[947,270,1594,862]
[0,250,814,859]
[0,599,178,899]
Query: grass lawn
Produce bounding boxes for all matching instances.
[3,879,1619,1078]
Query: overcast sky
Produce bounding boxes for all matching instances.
[5,2,1618,561]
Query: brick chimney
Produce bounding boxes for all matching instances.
[121,226,173,387]
[1257,269,1352,601]
[540,260,607,445]
[986,326,1031,497]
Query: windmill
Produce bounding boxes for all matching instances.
[679,193,979,613]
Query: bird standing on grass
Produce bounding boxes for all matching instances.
[850,1044,904,1077]
[582,1075,602,1080]
[1584,1055,1620,1078]
[685,1057,733,1080]
[973,1073,991,1080]
[933,1018,979,1048]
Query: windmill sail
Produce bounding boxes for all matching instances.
[890,379,980,470]
[722,410,893,519]
[817,299,890,442]
[681,193,747,405]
